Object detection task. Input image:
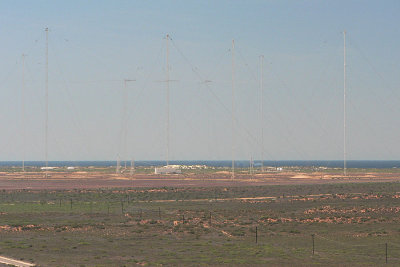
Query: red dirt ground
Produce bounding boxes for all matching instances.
[0,171,399,190]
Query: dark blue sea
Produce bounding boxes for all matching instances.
[0,160,400,169]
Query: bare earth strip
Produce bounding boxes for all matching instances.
[0,171,398,190]
[0,256,35,267]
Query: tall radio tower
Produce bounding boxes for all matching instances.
[231,39,235,180]
[45,27,49,177]
[22,54,26,173]
[260,55,264,172]
[166,34,170,166]
[343,31,347,177]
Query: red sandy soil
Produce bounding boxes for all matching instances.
[0,171,399,190]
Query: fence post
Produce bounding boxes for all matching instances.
[312,234,315,255]
[386,242,388,264]
[255,226,258,243]
[158,207,161,220]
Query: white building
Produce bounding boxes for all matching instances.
[40,167,58,170]
[154,165,181,174]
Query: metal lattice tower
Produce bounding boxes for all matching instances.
[343,31,347,177]
[45,27,49,177]
[231,39,235,180]
[22,54,26,173]
[260,55,264,172]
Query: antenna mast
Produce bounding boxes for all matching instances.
[343,31,347,177]
[123,79,128,170]
[45,27,49,176]
[122,79,135,170]
[116,154,121,174]
[260,55,264,172]
[166,34,170,166]
[130,158,135,177]
[231,39,235,180]
[22,54,26,173]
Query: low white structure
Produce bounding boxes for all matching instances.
[155,165,181,174]
[40,167,57,170]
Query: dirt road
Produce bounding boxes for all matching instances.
[0,256,35,267]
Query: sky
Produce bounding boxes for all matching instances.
[0,0,399,161]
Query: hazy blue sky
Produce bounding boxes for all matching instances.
[0,0,399,161]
